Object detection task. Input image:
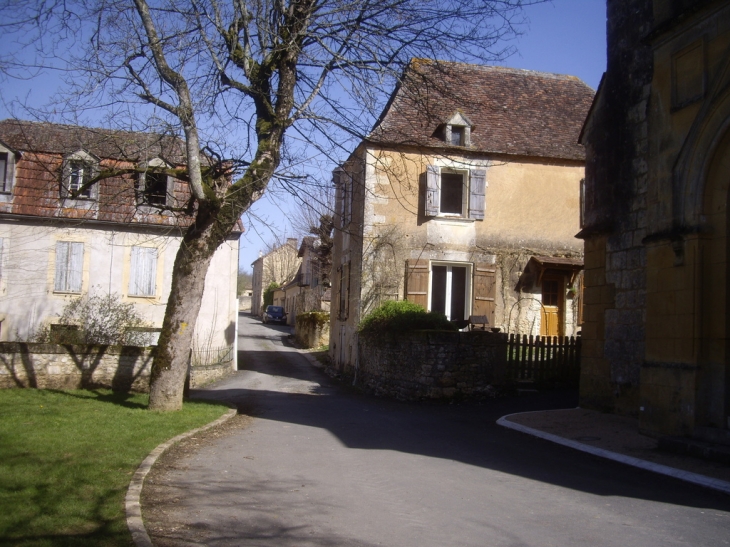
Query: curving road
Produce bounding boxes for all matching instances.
[144,313,730,546]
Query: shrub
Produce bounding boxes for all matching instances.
[263,282,279,307]
[358,300,457,335]
[35,293,150,345]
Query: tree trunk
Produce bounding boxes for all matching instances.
[148,204,226,411]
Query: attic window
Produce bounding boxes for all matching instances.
[442,112,472,147]
[62,150,98,200]
[137,158,173,207]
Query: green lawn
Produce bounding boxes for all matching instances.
[0,389,229,547]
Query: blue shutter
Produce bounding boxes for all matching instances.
[425,165,439,216]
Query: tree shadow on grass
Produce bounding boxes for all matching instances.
[46,388,148,409]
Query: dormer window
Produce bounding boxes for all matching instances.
[138,158,173,207]
[0,143,17,194]
[443,111,472,147]
[62,150,99,200]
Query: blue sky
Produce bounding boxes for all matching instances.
[0,0,607,272]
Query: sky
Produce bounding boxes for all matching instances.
[0,0,607,273]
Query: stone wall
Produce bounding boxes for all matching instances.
[0,343,233,392]
[295,312,330,349]
[353,331,506,400]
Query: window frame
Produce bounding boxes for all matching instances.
[137,158,174,208]
[425,165,486,220]
[428,261,472,322]
[61,150,99,201]
[0,144,17,195]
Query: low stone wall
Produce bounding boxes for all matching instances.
[0,342,234,392]
[295,312,330,349]
[355,330,507,400]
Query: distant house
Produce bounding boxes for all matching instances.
[0,119,240,369]
[329,59,593,371]
[579,0,730,438]
[250,238,300,316]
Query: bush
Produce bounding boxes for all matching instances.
[358,300,457,335]
[263,282,279,307]
[35,293,151,345]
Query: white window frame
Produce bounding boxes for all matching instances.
[428,261,472,321]
[62,150,99,200]
[128,246,158,297]
[0,143,17,195]
[54,241,84,294]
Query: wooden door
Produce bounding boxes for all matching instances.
[540,276,563,336]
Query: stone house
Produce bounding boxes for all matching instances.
[330,59,594,371]
[0,119,240,369]
[250,237,300,316]
[579,0,730,439]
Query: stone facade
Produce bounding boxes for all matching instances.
[579,0,730,438]
[0,343,232,391]
[294,312,330,349]
[353,331,506,400]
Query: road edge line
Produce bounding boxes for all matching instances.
[126,406,238,547]
[497,411,730,496]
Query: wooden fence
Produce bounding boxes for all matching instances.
[505,334,581,386]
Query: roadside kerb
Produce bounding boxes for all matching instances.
[497,410,730,496]
[126,406,238,547]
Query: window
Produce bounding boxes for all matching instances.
[0,147,16,194]
[0,153,7,193]
[449,126,464,146]
[138,158,172,206]
[338,261,350,320]
[62,151,98,199]
[442,112,472,147]
[67,161,93,198]
[430,264,468,321]
[129,246,158,297]
[54,241,84,293]
[425,166,486,219]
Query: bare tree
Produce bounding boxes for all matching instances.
[4,0,542,410]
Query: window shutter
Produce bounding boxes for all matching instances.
[425,165,439,216]
[0,238,3,280]
[472,263,496,325]
[55,242,68,291]
[68,242,84,293]
[469,169,487,220]
[130,246,157,296]
[405,259,429,308]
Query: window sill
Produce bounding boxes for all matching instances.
[431,215,476,224]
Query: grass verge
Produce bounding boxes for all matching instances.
[0,389,229,547]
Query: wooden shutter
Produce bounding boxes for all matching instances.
[472,263,496,325]
[469,169,486,220]
[425,165,439,216]
[55,241,83,293]
[405,259,429,308]
[130,246,157,296]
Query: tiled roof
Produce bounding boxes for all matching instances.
[368,59,595,161]
[0,119,187,164]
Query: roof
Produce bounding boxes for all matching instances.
[298,236,316,257]
[0,119,187,164]
[517,255,584,290]
[368,59,595,161]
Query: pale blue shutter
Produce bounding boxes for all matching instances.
[469,169,487,220]
[130,246,157,296]
[68,242,84,292]
[54,242,83,292]
[425,165,439,216]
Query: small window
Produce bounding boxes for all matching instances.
[62,151,98,200]
[0,153,7,193]
[440,172,465,215]
[425,165,486,220]
[67,161,93,198]
[450,126,464,146]
[54,241,84,293]
[129,246,158,297]
[143,172,168,205]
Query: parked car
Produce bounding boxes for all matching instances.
[263,305,287,324]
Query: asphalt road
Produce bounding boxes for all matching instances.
[149,313,730,546]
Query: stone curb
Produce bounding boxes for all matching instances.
[126,406,238,547]
[497,410,730,496]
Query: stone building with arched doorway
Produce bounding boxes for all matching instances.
[579,0,730,439]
